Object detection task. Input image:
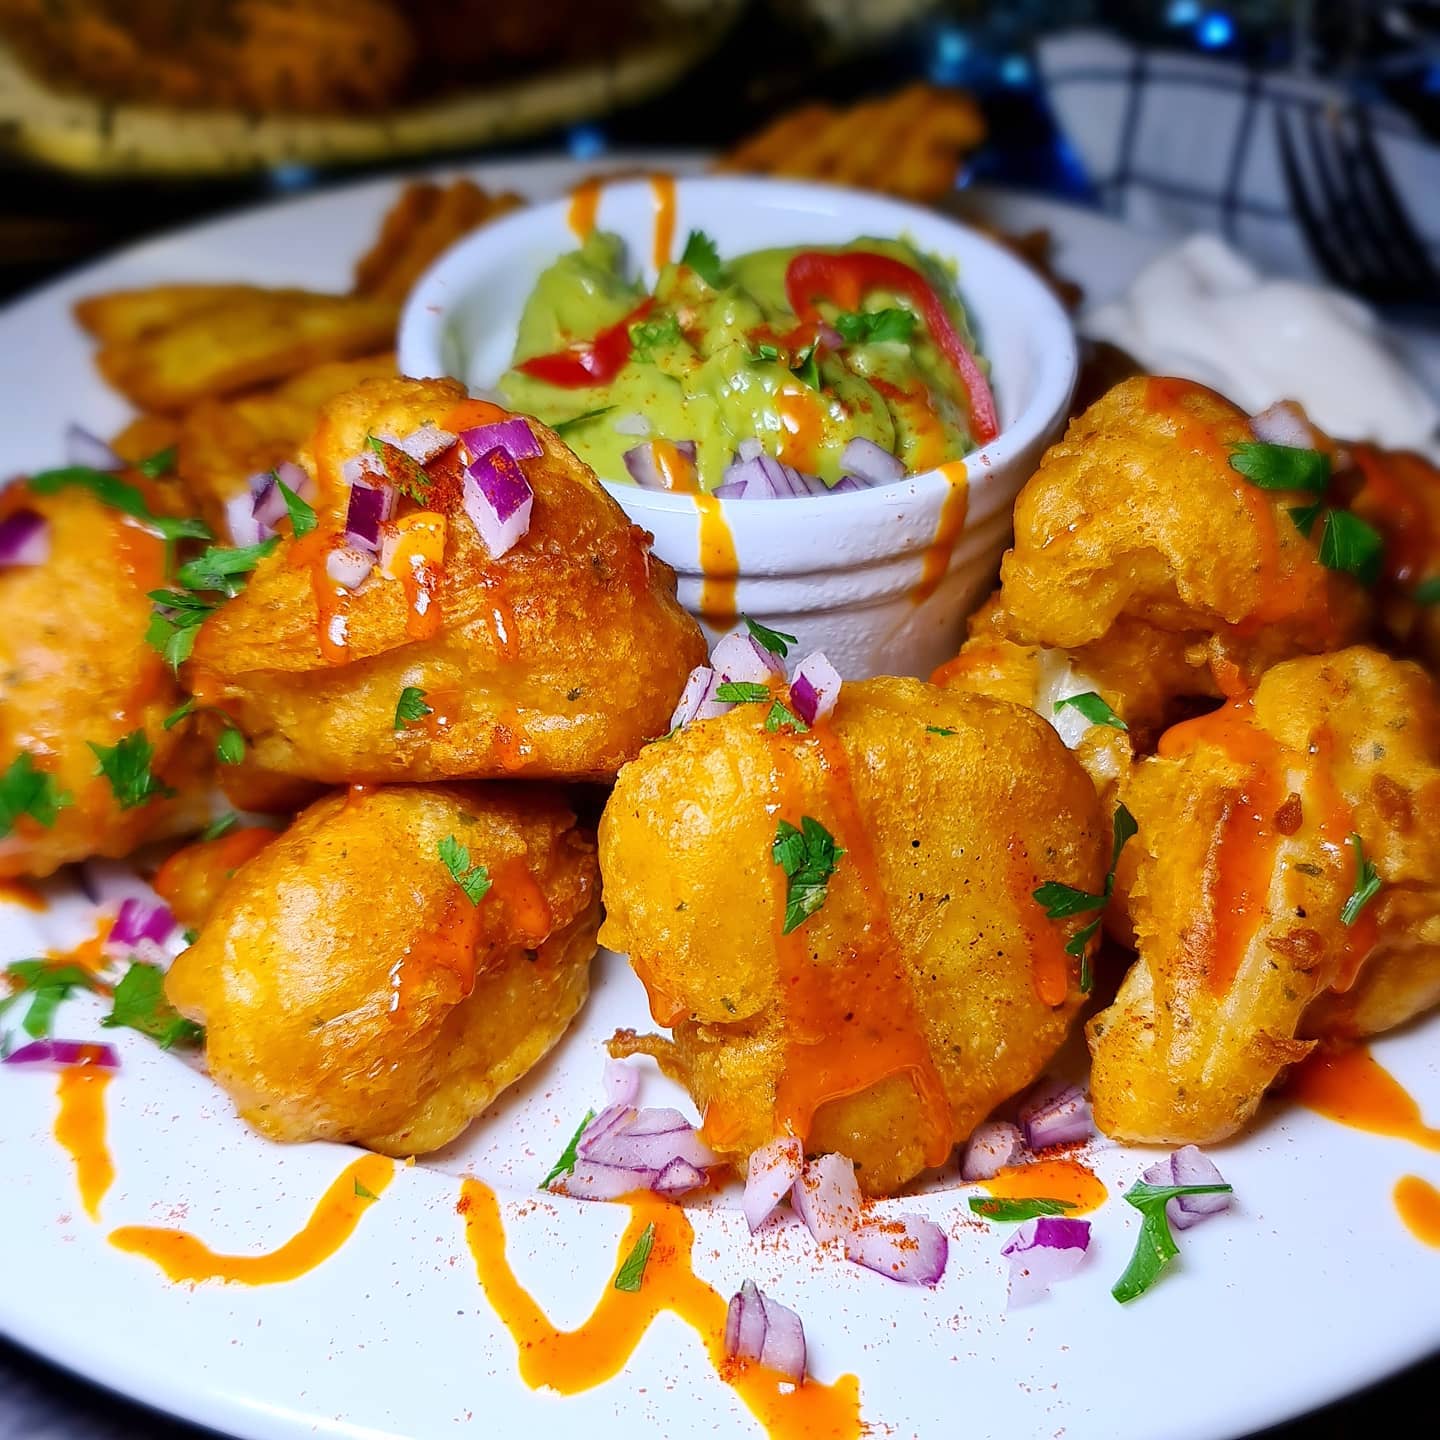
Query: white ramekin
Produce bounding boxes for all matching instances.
[398,176,1076,678]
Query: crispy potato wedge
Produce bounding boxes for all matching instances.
[74,283,272,344]
[94,290,398,411]
[353,179,524,302]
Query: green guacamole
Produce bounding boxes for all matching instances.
[499,231,988,492]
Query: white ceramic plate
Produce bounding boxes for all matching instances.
[1,157,1437,1440]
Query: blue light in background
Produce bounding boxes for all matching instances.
[1197,11,1235,49]
[567,124,607,160]
[1424,65,1440,95]
[928,24,971,85]
[1166,0,1202,24]
[268,163,316,192]
[999,54,1032,87]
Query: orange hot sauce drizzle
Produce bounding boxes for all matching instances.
[696,494,738,628]
[110,1155,395,1284]
[1004,834,1072,1006]
[1350,445,1432,585]
[1394,1176,1440,1247]
[912,461,969,606]
[459,1180,863,1440]
[568,176,603,240]
[55,1064,115,1221]
[650,173,676,269]
[0,878,46,911]
[775,388,823,474]
[1143,377,1290,625]
[765,726,951,1167]
[979,1158,1108,1214]
[1158,695,1286,996]
[1289,1045,1440,1150]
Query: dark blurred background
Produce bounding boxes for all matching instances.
[0,1,1435,1436]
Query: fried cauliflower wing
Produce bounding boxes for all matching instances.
[599,677,1107,1195]
[1088,647,1440,1145]
[166,783,599,1155]
[996,377,1371,687]
[187,377,707,784]
[0,483,207,877]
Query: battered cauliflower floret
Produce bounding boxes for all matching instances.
[187,377,707,785]
[166,783,600,1155]
[996,377,1371,689]
[0,483,208,877]
[1088,647,1440,1145]
[599,676,1107,1195]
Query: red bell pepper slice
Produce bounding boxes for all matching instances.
[515,297,656,389]
[784,251,999,445]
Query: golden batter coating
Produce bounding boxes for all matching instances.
[0,484,206,877]
[166,783,599,1155]
[1089,647,1440,1145]
[996,377,1371,688]
[187,377,707,784]
[599,677,1106,1195]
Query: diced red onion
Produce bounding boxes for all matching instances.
[654,1157,708,1195]
[108,896,175,951]
[564,1158,652,1201]
[252,471,288,530]
[714,479,750,499]
[78,860,159,909]
[831,476,865,493]
[1019,1077,1093,1151]
[464,448,534,558]
[1001,1216,1091,1307]
[742,1136,804,1233]
[0,510,50,567]
[724,1280,807,1384]
[325,546,374,590]
[226,491,264,547]
[814,322,844,351]
[788,651,841,727]
[3,1039,120,1071]
[65,423,122,472]
[719,450,829,500]
[960,1121,1025,1182]
[603,1058,639,1108]
[668,665,733,729]
[839,436,905,487]
[792,1153,865,1245]
[613,413,651,437]
[1142,1146,1232,1231]
[388,423,457,464]
[1251,401,1323,451]
[275,460,310,494]
[844,1212,949,1287]
[459,419,538,464]
[344,479,394,551]
[711,631,785,685]
[557,1103,716,1200]
[623,441,697,490]
[341,452,386,489]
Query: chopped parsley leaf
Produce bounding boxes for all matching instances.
[394,685,432,729]
[102,961,204,1049]
[743,615,798,658]
[27,466,209,544]
[365,434,430,503]
[765,699,809,733]
[438,835,492,905]
[1033,804,1137,973]
[968,1196,1075,1223]
[790,343,822,390]
[146,588,217,670]
[1229,441,1331,493]
[772,816,844,934]
[1032,880,1107,919]
[613,1221,657,1292]
[0,754,71,837]
[1111,1179,1233,1303]
[1340,832,1383,926]
[277,475,317,537]
[1054,691,1127,732]
[553,406,615,437]
[715,680,771,705]
[629,313,683,361]
[1318,509,1385,586]
[162,698,195,731]
[1413,576,1440,605]
[136,445,178,480]
[1,961,99,1038]
[1287,500,1325,539]
[539,1109,595,1190]
[89,731,174,811]
[355,1180,379,1201]
[174,537,278,597]
[926,725,957,737]
[745,342,780,364]
[200,813,240,842]
[680,229,725,288]
[834,307,917,346]
[216,727,246,766]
